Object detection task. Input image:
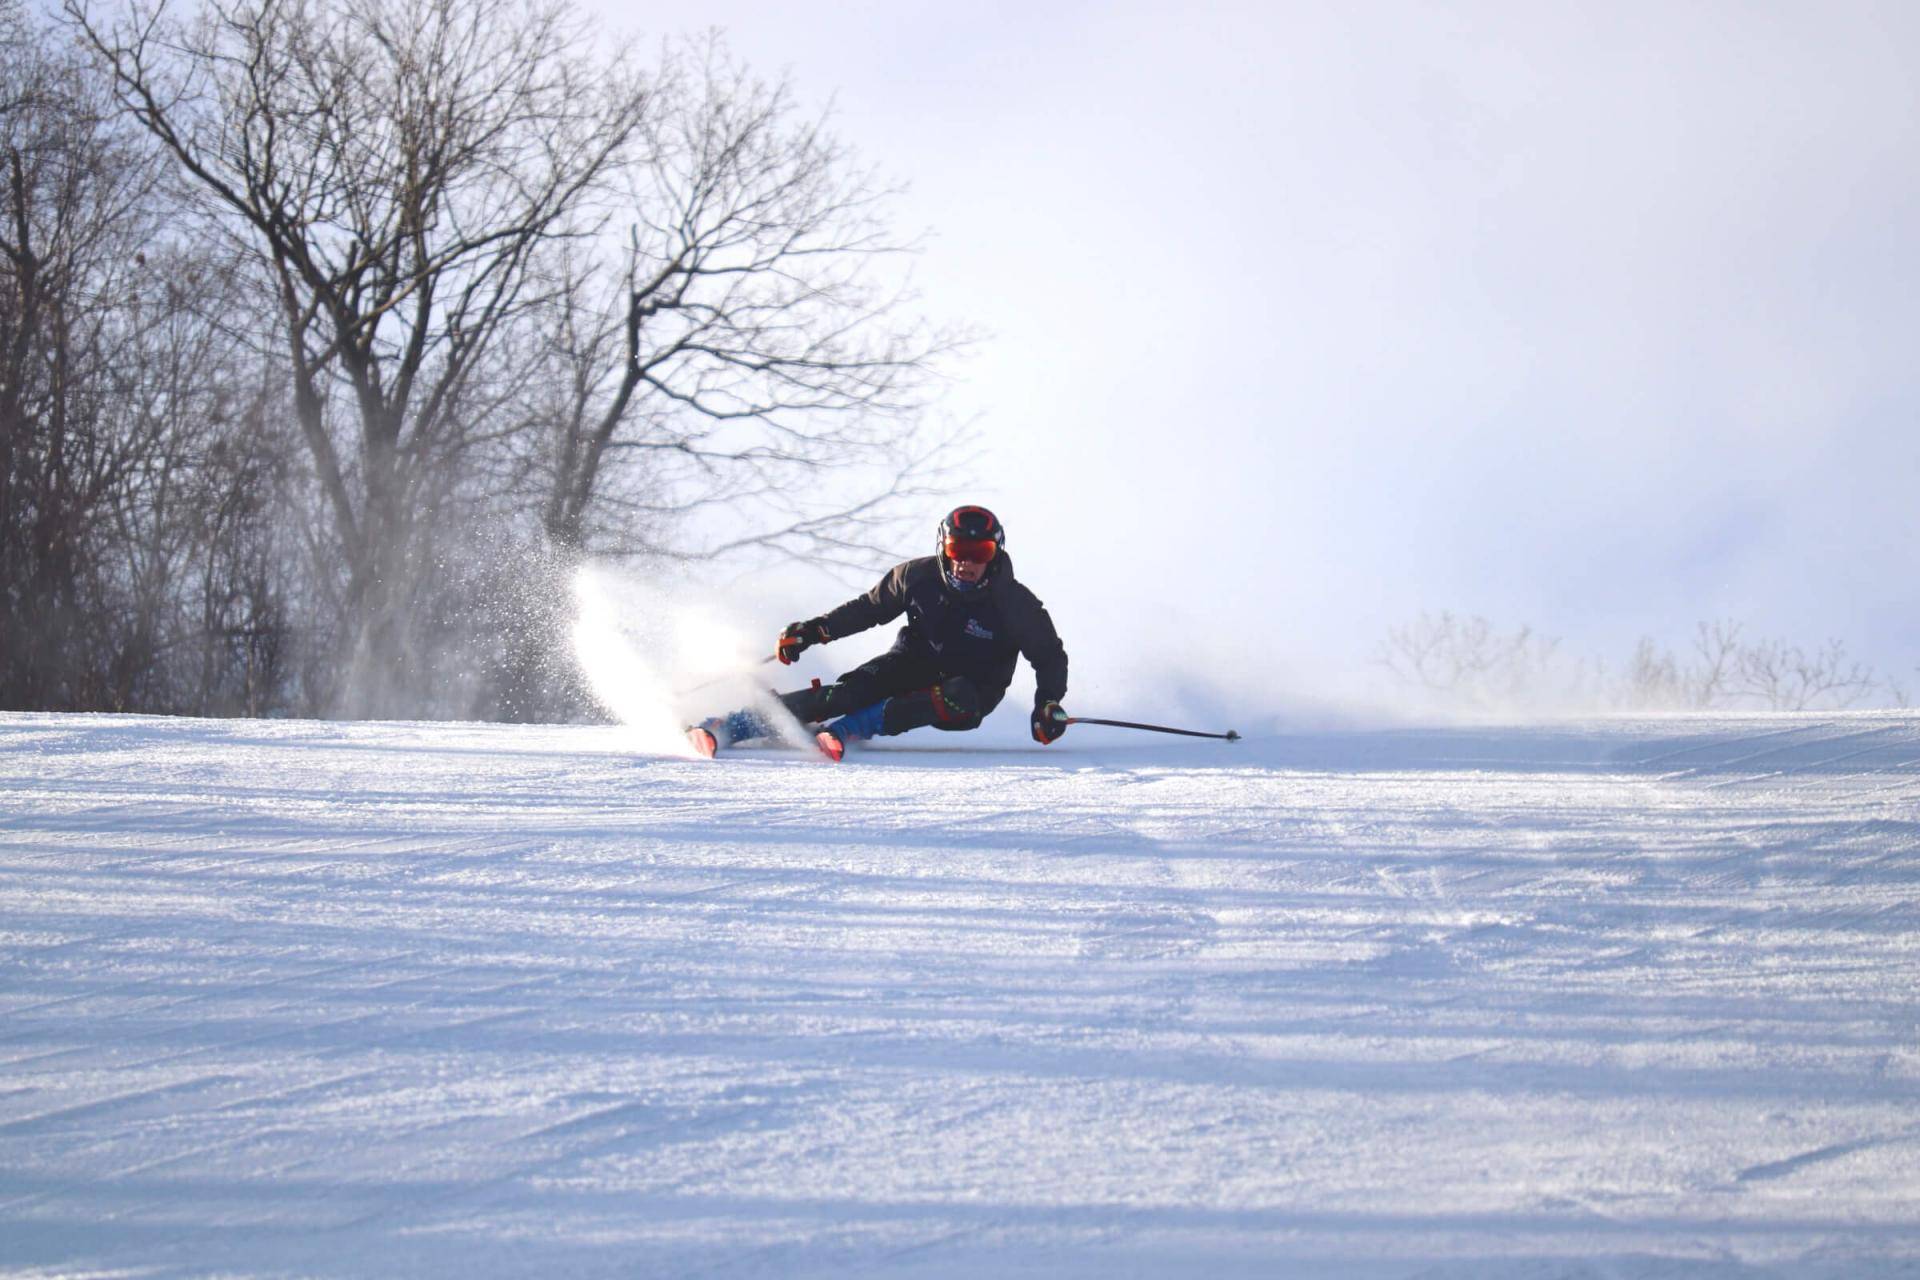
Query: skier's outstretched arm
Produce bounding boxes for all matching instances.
[776,563,912,664]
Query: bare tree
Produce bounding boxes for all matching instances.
[1376,610,1566,708]
[1733,635,1881,711]
[0,0,175,708]
[1686,619,1743,708]
[1622,636,1684,709]
[527,35,955,572]
[94,245,287,713]
[1622,621,1744,710]
[69,0,656,715]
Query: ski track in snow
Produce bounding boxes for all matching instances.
[1,711,1919,1277]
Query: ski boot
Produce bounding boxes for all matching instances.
[684,709,773,758]
[816,701,887,762]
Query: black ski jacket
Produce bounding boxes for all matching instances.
[810,554,1068,707]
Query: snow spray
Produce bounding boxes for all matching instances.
[568,563,813,756]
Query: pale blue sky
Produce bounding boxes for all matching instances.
[605,1,1920,707]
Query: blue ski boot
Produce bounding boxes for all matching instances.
[685,709,774,758]
[817,701,887,762]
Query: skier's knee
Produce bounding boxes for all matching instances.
[931,676,982,729]
[876,677,984,735]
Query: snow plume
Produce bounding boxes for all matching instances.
[569,562,812,755]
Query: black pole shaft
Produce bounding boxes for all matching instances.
[1062,716,1240,741]
[675,653,779,697]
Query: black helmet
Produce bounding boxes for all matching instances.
[936,505,1004,592]
[936,505,1005,564]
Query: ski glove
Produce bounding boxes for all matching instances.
[777,620,828,665]
[1032,700,1067,744]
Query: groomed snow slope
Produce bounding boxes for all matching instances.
[2,710,1918,1278]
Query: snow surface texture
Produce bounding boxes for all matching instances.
[3,711,1919,1278]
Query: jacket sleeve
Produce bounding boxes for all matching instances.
[1013,589,1068,706]
[811,562,912,641]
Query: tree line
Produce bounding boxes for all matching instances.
[1,0,950,720]
[1380,612,1902,713]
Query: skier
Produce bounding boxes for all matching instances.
[687,505,1070,760]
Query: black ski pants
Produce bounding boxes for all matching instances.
[777,649,1005,736]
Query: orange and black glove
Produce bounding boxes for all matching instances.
[1032,700,1067,744]
[776,620,828,665]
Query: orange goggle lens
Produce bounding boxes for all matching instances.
[943,536,999,564]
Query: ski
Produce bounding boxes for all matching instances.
[683,724,844,762]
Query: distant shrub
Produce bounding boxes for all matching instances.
[1379,614,1895,713]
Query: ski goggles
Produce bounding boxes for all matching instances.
[942,536,999,564]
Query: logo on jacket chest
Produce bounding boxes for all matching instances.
[909,589,997,646]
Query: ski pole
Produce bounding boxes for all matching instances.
[1060,713,1241,741]
[674,653,778,697]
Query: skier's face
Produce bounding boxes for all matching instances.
[948,555,989,584]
